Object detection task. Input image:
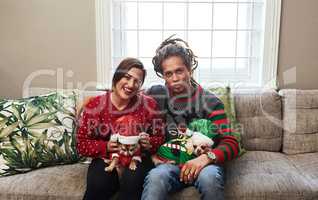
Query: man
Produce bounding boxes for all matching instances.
[142,36,240,200]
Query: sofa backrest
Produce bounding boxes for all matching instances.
[24,87,104,101]
[27,87,284,152]
[233,89,282,152]
[279,89,318,154]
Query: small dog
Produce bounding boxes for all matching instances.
[193,143,211,157]
[104,133,141,173]
[185,129,214,156]
[104,115,143,173]
[152,128,214,166]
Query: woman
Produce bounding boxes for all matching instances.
[76,57,165,200]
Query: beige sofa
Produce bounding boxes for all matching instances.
[0,89,318,200]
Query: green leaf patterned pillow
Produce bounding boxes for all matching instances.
[0,92,81,176]
[208,86,245,156]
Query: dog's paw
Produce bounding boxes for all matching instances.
[129,161,137,170]
[104,159,111,164]
[151,155,163,166]
[166,160,176,164]
[105,165,115,172]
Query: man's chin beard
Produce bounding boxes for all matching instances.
[173,86,193,95]
[172,88,187,96]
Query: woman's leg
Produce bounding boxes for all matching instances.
[118,156,154,200]
[83,158,119,200]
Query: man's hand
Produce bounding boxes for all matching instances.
[107,141,119,153]
[139,132,152,150]
[180,154,212,184]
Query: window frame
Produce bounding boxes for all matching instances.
[95,0,282,89]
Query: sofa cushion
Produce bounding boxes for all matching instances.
[279,89,318,154]
[0,163,87,200]
[225,151,316,200]
[1,152,316,200]
[25,87,105,117]
[233,89,282,151]
[168,187,199,200]
[0,92,81,176]
[24,87,104,103]
[286,153,318,195]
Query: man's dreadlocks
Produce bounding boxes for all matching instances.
[152,35,198,79]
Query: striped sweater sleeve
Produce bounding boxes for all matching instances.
[207,101,240,164]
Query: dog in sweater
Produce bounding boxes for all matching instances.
[152,119,215,166]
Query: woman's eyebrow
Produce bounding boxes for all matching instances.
[125,73,141,81]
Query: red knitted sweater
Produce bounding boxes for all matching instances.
[76,91,165,158]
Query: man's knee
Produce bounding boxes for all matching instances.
[145,164,177,188]
[197,165,224,187]
[147,166,169,182]
[142,164,179,200]
[195,165,225,200]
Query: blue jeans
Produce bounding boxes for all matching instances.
[141,163,224,200]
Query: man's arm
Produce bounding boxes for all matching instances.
[206,101,240,164]
[179,100,240,183]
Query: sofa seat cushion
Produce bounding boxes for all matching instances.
[225,151,316,200]
[287,153,318,196]
[0,162,201,200]
[1,152,317,200]
[168,187,199,200]
[0,163,87,200]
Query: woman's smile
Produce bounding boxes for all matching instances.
[123,86,134,95]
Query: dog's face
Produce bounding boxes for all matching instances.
[119,143,139,156]
[190,130,214,156]
[193,143,211,156]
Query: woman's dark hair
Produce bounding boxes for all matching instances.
[152,35,198,78]
[112,57,146,88]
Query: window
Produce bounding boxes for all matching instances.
[95,0,281,89]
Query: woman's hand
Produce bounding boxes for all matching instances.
[139,132,152,150]
[107,141,119,153]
